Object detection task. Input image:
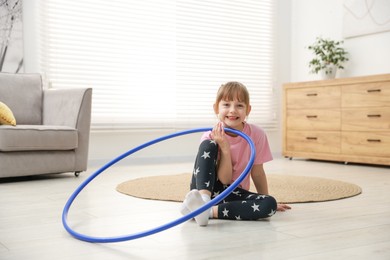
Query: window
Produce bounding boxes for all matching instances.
[38,0,277,130]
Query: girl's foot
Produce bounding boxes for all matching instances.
[181,189,209,226]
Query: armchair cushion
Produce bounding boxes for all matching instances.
[0,102,16,126]
[0,125,78,152]
[0,73,43,125]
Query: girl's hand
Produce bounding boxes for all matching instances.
[277,203,291,212]
[210,122,230,151]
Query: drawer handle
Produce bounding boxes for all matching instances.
[367,139,381,143]
[367,114,381,118]
[306,93,318,97]
[306,137,318,140]
[306,115,318,119]
[367,89,381,93]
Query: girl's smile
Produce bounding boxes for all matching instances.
[216,99,251,131]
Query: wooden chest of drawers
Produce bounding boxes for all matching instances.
[283,74,390,166]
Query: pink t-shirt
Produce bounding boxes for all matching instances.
[200,123,273,190]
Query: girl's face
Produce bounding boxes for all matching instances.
[214,99,251,130]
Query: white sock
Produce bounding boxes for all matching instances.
[180,201,191,216]
[181,203,213,219]
[200,194,213,219]
[180,191,214,220]
[182,190,210,226]
[201,193,211,202]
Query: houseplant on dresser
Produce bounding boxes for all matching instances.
[307,37,349,79]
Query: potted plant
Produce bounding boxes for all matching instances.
[307,37,348,79]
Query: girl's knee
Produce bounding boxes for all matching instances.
[198,140,218,157]
[263,196,277,217]
[199,139,218,151]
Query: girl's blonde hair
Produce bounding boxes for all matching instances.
[215,81,250,107]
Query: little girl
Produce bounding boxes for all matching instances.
[180,81,290,226]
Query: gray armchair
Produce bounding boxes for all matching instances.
[0,73,92,178]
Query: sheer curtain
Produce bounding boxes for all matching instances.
[38,0,277,130]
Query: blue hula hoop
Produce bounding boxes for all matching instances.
[62,127,256,243]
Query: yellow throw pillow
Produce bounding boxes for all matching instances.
[0,101,16,126]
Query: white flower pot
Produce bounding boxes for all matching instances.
[321,66,337,79]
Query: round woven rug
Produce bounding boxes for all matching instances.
[116,173,362,204]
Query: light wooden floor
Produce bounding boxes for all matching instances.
[1,157,389,260]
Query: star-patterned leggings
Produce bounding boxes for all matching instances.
[190,140,277,220]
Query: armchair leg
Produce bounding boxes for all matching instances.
[74,171,81,177]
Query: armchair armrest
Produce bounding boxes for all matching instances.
[43,88,92,171]
[43,88,92,128]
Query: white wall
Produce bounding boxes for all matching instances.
[290,0,390,82]
[22,0,389,165]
